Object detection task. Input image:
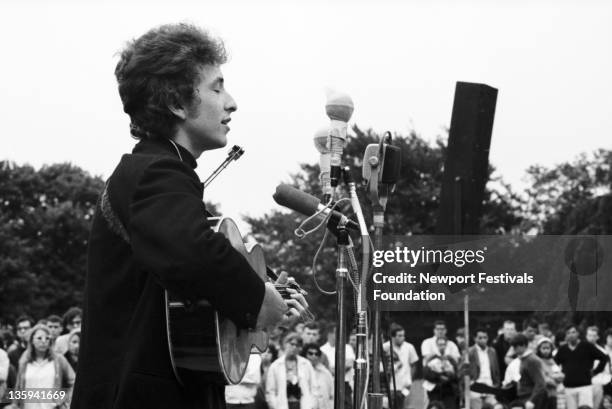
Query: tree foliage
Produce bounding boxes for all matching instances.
[0,162,104,321]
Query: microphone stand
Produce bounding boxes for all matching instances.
[343,168,370,409]
[334,221,350,409]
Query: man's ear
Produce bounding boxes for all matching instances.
[169,104,188,120]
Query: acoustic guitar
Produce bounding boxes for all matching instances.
[165,216,311,385]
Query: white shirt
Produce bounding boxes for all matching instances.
[24,359,56,409]
[476,346,493,386]
[503,357,521,386]
[320,343,355,384]
[0,349,9,382]
[225,354,261,404]
[421,337,461,362]
[311,363,333,409]
[383,341,419,389]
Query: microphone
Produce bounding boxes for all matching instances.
[313,127,332,202]
[325,90,354,188]
[273,184,359,232]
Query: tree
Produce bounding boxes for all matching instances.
[525,149,612,234]
[0,162,105,321]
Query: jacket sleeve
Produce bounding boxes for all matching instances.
[129,158,265,329]
[527,358,547,402]
[592,344,609,375]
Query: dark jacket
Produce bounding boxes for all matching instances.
[517,352,547,403]
[468,345,501,387]
[71,139,266,409]
[493,334,511,376]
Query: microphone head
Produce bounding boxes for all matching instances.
[313,127,330,154]
[325,90,354,123]
[273,184,320,217]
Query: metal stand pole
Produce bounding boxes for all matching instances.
[368,214,385,409]
[335,227,349,409]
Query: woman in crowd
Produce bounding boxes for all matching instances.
[13,324,75,409]
[266,332,315,409]
[423,337,459,409]
[535,337,564,409]
[301,343,333,409]
[63,331,79,372]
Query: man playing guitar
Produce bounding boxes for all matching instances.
[71,23,308,409]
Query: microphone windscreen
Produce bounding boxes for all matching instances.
[325,90,354,123]
[313,127,330,154]
[273,184,320,216]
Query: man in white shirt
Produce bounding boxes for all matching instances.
[587,326,610,409]
[225,353,262,409]
[383,323,419,409]
[320,325,355,403]
[468,328,500,409]
[421,320,461,362]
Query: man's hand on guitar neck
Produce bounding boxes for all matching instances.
[256,271,309,331]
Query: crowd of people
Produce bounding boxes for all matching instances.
[0,308,82,408]
[224,318,612,409]
[1,312,612,409]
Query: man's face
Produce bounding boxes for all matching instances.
[606,335,612,348]
[302,328,320,344]
[514,344,527,356]
[586,329,599,344]
[434,324,446,338]
[503,323,517,340]
[16,320,31,341]
[475,332,488,348]
[523,326,536,340]
[349,334,357,350]
[393,330,405,347]
[566,327,579,343]
[47,321,62,339]
[182,64,237,152]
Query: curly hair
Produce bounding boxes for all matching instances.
[115,23,228,140]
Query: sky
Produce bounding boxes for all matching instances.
[2,0,611,232]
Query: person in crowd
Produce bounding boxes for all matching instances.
[423,337,459,409]
[468,328,501,409]
[586,326,610,409]
[46,315,63,346]
[602,394,612,409]
[63,330,80,372]
[539,324,555,346]
[0,347,9,406]
[603,329,612,398]
[536,337,565,409]
[302,343,333,409]
[554,325,608,409]
[422,320,461,362]
[266,332,314,409]
[495,321,518,377]
[14,324,75,409]
[294,323,306,337]
[1,330,15,352]
[511,333,550,409]
[225,353,262,409]
[7,315,33,368]
[506,319,541,366]
[302,323,321,346]
[456,327,467,355]
[53,307,82,355]
[320,325,355,397]
[383,323,419,409]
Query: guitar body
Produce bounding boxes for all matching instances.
[165,217,269,385]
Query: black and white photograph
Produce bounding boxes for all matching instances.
[1,1,611,409]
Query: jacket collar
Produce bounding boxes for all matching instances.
[132,138,197,169]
